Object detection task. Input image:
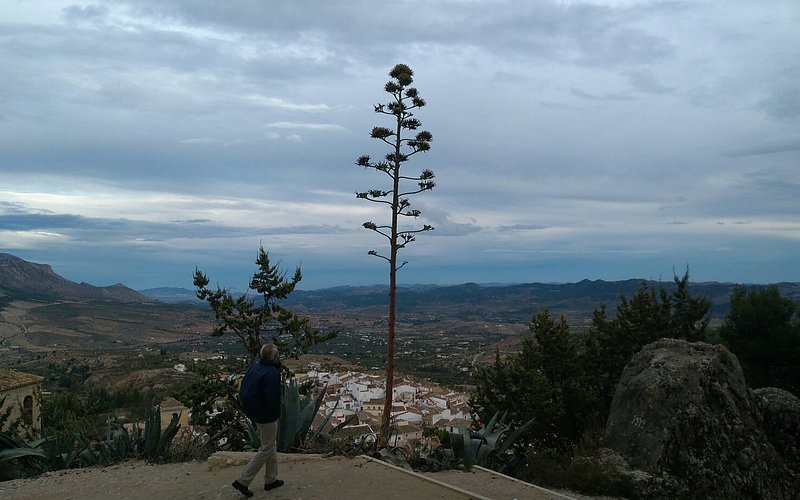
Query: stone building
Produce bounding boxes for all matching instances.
[0,368,44,436]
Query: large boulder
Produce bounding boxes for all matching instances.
[602,338,798,499]
[754,387,800,468]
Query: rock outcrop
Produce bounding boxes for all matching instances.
[601,338,799,499]
[754,386,800,468]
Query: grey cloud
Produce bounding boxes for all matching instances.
[442,2,677,68]
[0,201,30,215]
[266,122,346,131]
[625,69,675,94]
[245,96,331,112]
[741,174,800,200]
[0,206,346,241]
[108,1,677,70]
[118,0,351,34]
[241,52,353,84]
[4,22,215,74]
[180,137,218,145]
[686,85,725,108]
[171,219,213,224]
[410,204,482,237]
[427,221,483,237]
[571,88,633,101]
[61,5,109,24]
[723,136,800,157]
[759,83,800,120]
[692,171,800,220]
[264,225,345,235]
[0,207,245,240]
[572,26,676,68]
[497,224,549,232]
[0,212,85,231]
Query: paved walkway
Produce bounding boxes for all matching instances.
[1,452,577,500]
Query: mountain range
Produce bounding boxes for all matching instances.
[142,275,800,327]
[3,253,799,325]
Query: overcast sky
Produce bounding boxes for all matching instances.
[1,1,798,291]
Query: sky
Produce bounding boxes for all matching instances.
[1,0,798,291]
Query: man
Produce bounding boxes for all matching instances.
[232,343,284,497]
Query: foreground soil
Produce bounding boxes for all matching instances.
[0,452,582,500]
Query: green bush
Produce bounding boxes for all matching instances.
[521,452,635,498]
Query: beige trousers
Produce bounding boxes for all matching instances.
[237,420,278,486]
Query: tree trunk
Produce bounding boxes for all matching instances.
[378,111,403,449]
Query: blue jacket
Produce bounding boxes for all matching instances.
[239,358,281,423]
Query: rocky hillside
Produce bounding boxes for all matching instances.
[0,253,149,303]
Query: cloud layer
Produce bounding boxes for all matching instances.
[1,0,798,289]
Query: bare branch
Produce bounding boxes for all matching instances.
[402,225,434,234]
[367,250,391,263]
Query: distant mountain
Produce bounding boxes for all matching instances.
[137,279,800,324]
[0,253,151,303]
[8,251,796,323]
[283,279,734,324]
[139,287,202,304]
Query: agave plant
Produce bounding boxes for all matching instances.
[449,411,535,473]
[277,378,327,452]
[0,430,48,480]
[0,431,47,462]
[131,405,182,463]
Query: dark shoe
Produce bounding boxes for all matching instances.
[264,479,285,491]
[232,480,254,498]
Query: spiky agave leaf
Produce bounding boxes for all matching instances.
[497,417,536,454]
[294,385,326,449]
[0,447,47,462]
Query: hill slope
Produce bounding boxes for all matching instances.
[0,253,149,302]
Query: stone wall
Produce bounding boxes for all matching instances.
[0,369,43,436]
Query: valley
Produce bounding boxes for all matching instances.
[2,250,799,393]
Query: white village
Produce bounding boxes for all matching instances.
[161,358,473,452]
[299,365,472,448]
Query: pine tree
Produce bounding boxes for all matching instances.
[194,245,336,362]
[720,285,800,394]
[585,271,710,413]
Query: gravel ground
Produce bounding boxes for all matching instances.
[0,453,580,500]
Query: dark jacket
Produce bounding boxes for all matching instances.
[239,358,281,424]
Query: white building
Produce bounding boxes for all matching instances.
[389,422,424,447]
[393,384,417,403]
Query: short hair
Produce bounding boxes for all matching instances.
[260,343,278,360]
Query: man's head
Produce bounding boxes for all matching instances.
[260,342,278,361]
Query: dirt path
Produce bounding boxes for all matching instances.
[0,301,34,350]
[0,452,579,500]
